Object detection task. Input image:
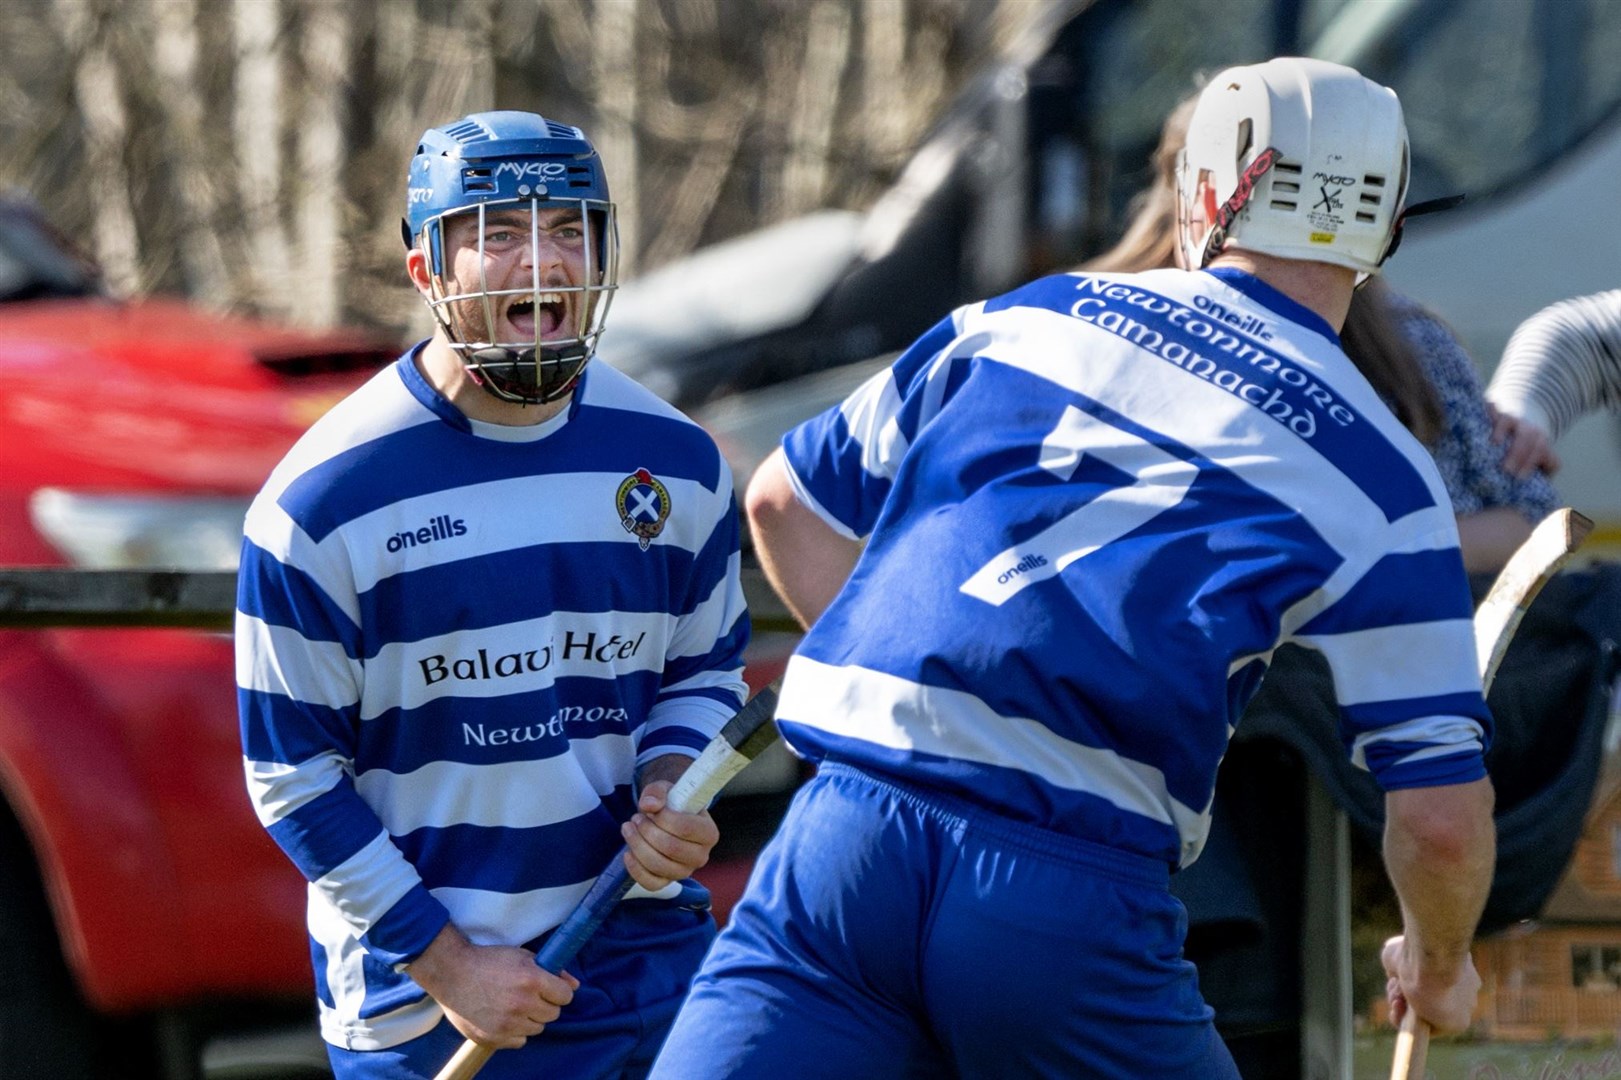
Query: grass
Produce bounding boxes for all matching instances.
[1354,1031,1621,1079]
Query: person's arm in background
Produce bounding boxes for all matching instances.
[1380,778,1496,1032]
[1397,302,1559,574]
[1453,506,1535,576]
[746,448,862,629]
[1488,289,1621,477]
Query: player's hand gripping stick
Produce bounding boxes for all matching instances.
[1389,508,1593,1080]
[433,684,781,1080]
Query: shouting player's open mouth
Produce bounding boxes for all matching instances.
[505,292,567,341]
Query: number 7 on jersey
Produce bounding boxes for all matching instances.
[960,405,1198,606]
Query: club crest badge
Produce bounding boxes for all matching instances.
[616,468,671,550]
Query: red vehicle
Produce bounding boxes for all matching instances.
[0,200,401,1077]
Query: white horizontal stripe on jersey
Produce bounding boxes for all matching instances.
[657,666,748,699]
[313,829,427,939]
[1275,507,1461,639]
[362,610,672,720]
[345,471,727,594]
[235,613,362,708]
[430,880,594,948]
[353,754,615,835]
[570,731,643,806]
[1350,715,1486,771]
[783,656,1211,862]
[838,363,911,482]
[245,751,349,827]
[243,501,365,626]
[256,367,437,508]
[666,551,746,660]
[317,993,442,1054]
[1295,618,1479,705]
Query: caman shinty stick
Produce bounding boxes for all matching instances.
[1390,508,1594,1080]
[433,683,781,1080]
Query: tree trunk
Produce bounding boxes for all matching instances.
[781,0,853,217]
[150,0,232,307]
[296,0,350,327]
[51,0,140,296]
[417,0,495,135]
[233,0,294,315]
[592,0,639,275]
[641,104,751,269]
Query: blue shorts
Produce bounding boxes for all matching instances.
[328,903,714,1080]
[652,763,1237,1080]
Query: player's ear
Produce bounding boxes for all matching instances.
[405,246,434,297]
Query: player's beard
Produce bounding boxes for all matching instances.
[441,288,597,403]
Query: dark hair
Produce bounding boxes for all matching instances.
[1340,279,1445,446]
[1080,96,1445,447]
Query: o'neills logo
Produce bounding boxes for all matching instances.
[418,630,648,686]
[386,515,467,553]
[616,468,670,551]
[996,553,1048,585]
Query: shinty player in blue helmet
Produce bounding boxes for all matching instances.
[403,110,619,409]
[236,109,750,1080]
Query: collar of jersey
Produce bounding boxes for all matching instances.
[395,340,586,442]
[1200,267,1341,347]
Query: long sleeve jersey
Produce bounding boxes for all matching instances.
[236,349,748,1049]
[1488,288,1621,441]
[775,267,1490,869]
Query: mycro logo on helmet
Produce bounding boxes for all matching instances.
[495,162,568,180]
[386,515,468,553]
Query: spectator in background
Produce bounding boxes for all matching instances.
[1487,288,1621,479]
[1085,94,1558,575]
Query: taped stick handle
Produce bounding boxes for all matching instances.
[433,684,780,1080]
[1388,509,1592,1080]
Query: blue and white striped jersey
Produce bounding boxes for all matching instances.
[777,267,1490,870]
[236,348,748,1050]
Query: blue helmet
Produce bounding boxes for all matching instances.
[403,111,619,405]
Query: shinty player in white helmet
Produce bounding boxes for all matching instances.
[652,57,1493,1079]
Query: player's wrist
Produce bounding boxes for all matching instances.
[404,922,473,995]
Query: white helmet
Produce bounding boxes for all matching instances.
[1176,57,1409,275]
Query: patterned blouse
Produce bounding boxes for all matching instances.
[1386,292,1560,521]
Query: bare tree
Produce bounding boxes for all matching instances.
[51,0,141,296]
[4,0,1018,330]
[296,0,351,327]
[233,0,295,314]
[781,0,854,217]
[591,0,640,273]
[632,0,754,267]
[150,0,232,307]
[416,0,497,133]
